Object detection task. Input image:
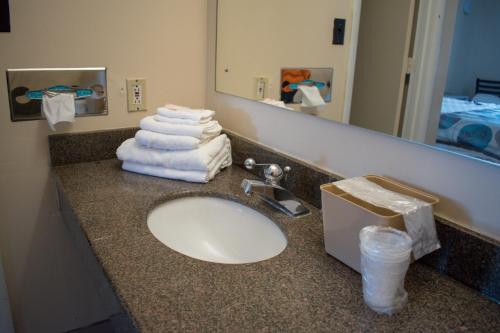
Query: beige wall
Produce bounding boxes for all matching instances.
[0,1,207,332]
[207,0,500,241]
[216,0,354,122]
[350,0,414,135]
[445,0,500,97]
[0,255,15,333]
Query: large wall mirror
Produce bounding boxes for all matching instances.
[216,0,500,166]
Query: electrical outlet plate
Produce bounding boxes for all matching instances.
[254,77,268,100]
[127,78,147,112]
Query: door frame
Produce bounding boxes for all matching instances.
[342,0,362,124]
[402,0,459,143]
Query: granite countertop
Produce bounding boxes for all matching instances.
[53,159,500,333]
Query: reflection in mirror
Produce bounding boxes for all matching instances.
[216,0,352,122]
[215,0,500,165]
[433,1,500,165]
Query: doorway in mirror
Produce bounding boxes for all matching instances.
[434,0,500,164]
[351,0,500,165]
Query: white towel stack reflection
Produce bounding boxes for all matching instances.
[116,104,231,183]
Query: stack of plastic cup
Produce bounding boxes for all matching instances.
[359,226,413,315]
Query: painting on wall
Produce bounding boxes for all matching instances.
[1,0,10,32]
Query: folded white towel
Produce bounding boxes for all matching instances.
[42,93,76,131]
[122,144,232,183]
[140,116,221,140]
[117,134,229,171]
[164,103,190,110]
[157,106,214,122]
[135,130,206,150]
[153,114,211,125]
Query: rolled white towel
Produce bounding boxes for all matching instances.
[157,106,214,122]
[135,130,206,150]
[153,114,211,125]
[121,143,232,183]
[140,116,221,140]
[117,134,229,171]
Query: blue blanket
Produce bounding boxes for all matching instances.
[437,108,500,160]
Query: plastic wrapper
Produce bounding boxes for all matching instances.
[335,177,440,259]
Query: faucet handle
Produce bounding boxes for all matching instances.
[244,158,285,184]
[244,158,276,170]
[264,164,283,181]
[244,158,257,170]
[283,166,291,182]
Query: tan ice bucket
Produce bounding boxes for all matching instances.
[320,175,439,273]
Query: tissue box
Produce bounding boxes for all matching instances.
[320,175,439,273]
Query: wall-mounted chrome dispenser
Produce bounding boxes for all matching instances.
[6,67,108,122]
[280,68,333,105]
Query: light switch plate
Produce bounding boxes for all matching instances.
[127,78,147,112]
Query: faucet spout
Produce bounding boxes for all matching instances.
[240,179,310,218]
[241,179,258,196]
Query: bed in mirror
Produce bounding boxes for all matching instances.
[215,0,500,165]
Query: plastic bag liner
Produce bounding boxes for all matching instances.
[360,226,412,315]
[335,177,440,259]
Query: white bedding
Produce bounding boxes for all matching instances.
[441,96,499,114]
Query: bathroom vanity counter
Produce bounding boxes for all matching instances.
[53,159,500,333]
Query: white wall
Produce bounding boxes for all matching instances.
[445,0,500,96]
[216,0,354,122]
[0,1,207,332]
[206,0,500,240]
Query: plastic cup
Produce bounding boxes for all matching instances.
[359,226,412,315]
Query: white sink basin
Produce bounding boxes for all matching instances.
[147,196,287,264]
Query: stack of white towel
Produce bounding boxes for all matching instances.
[116,104,232,183]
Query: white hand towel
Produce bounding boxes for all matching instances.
[298,85,326,107]
[156,104,215,121]
[122,143,232,183]
[334,177,440,259]
[42,93,76,131]
[135,130,207,150]
[153,114,211,125]
[140,116,222,140]
[157,106,214,122]
[164,103,190,110]
[117,134,229,171]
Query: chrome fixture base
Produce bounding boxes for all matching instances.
[242,158,310,217]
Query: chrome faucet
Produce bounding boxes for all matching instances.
[241,158,310,218]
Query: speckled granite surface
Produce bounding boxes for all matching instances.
[49,127,139,166]
[48,127,339,208]
[49,127,500,303]
[53,159,500,333]
[422,217,500,302]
